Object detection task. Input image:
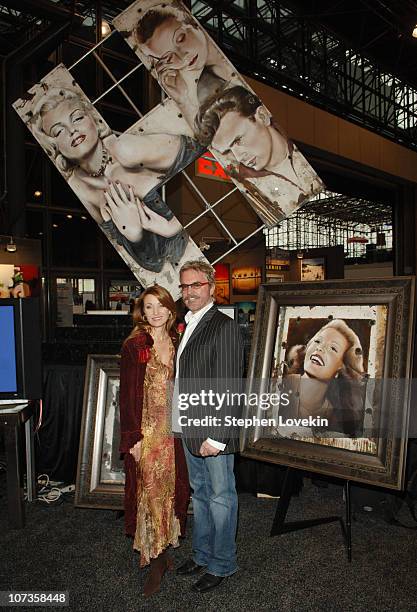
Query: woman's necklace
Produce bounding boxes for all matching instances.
[86,146,112,177]
[152,331,169,344]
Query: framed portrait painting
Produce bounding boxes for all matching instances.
[240,278,415,490]
[75,355,124,510]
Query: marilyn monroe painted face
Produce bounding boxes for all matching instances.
[41,99,99,163]
[304,327,349,382]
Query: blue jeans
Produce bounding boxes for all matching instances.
[183,441,238,577]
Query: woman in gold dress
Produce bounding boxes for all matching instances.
[119,285,189,597]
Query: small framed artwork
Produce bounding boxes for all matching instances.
[301,258,326,281]
[75,355,124,510]
[236,301,257,325]
[266,257,290,283]
[232,266,262,295]
[214,263,230,304]
[217,304,237,320]
[241,278,415,490]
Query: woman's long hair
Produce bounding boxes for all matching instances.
[285,319,366,436]
[125,285,177,343]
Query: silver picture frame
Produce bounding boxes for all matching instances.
[75,355,124,510]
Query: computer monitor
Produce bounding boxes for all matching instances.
[0,298,42,400]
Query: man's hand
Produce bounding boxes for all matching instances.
[199,440,220,457]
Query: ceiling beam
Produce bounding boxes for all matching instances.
[0,0,82,23]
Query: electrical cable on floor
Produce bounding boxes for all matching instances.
[23,474,76,505]
[37,474,62,504]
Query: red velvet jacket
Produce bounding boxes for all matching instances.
[119,330,189,537]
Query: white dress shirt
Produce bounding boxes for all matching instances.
[173,301,226,452]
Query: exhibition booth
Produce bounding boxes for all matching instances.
[1,0,417,609]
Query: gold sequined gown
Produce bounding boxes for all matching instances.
[133,343,181,566]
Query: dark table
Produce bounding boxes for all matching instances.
[0,402,37,528]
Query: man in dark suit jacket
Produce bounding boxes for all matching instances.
[174,260,244,593]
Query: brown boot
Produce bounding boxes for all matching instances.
[143,550,172,598]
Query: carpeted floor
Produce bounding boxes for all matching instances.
[1,475,416,612]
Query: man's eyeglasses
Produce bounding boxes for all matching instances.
[179,282,210,291]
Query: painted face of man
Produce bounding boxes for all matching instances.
[141,16,208,73]
[304,327,350,382]
[211,107,275,171]
[180,268,214,313]
[42,99,99,163]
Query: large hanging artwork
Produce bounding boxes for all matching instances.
[13,65,206,299]
[113,0,324,227]
[14,0,324,294]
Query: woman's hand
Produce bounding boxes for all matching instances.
[102,181,143,243]
[155,65,188,104]
[129,440,142,462]
[102,180,181,240]
[137,201,182,238]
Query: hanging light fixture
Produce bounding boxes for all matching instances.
[412,25,417,38]
[6,236,17,253]
[101,20,111,37]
